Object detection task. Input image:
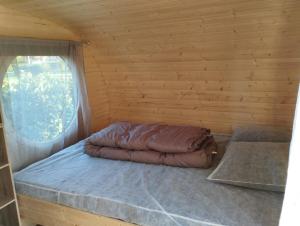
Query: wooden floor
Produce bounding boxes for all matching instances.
[18,195,135,226]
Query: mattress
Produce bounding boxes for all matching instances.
[14,136,283,226]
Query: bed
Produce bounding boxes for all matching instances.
[14,136,283,226]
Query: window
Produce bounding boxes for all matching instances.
[1,56,76,142]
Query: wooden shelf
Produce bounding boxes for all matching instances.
[0,106,20,225]
[0,163,8,171]
[0,130,8,165]
[0,198,14,210]
[0,201,19,226]
[0,167,14,202]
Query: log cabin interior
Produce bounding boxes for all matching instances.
[0,0,299,225]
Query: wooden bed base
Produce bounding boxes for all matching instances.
[17,195,135,226]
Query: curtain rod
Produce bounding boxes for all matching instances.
[81,40,91,46]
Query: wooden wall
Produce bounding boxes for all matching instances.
[83,45,110,130]
[1,0,300,134]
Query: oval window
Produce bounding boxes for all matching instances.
[1,56,76,142]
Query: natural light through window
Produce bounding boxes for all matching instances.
[1,56,76,142]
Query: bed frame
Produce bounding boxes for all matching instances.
[18,195,135,226]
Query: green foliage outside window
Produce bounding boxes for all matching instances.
[1,56,76,142]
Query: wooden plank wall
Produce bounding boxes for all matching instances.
[83,45,110,131]
[1,0,300,133]
[84,0,300,133]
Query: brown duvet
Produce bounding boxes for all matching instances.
[85,122,217,168]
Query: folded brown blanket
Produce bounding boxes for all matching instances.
[85,122,217,168]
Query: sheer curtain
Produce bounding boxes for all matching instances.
[0,37,91,171]
[280,84,300,226]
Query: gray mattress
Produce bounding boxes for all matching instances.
[14,136,283,226]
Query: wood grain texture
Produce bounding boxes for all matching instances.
[0,5,79,40]
[1,0,300,133]
[83,44,111,131]
[0,107,20,225]
[18,194,135,226]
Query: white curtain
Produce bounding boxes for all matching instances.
[280,85,300,226]
[0,37,91,171]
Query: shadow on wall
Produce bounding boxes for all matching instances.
[276,0,300,130]
[229,0,300,132]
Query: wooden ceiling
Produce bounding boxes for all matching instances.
[1,0,300,133]
[2,0,299,43]
[0,5,78,40]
